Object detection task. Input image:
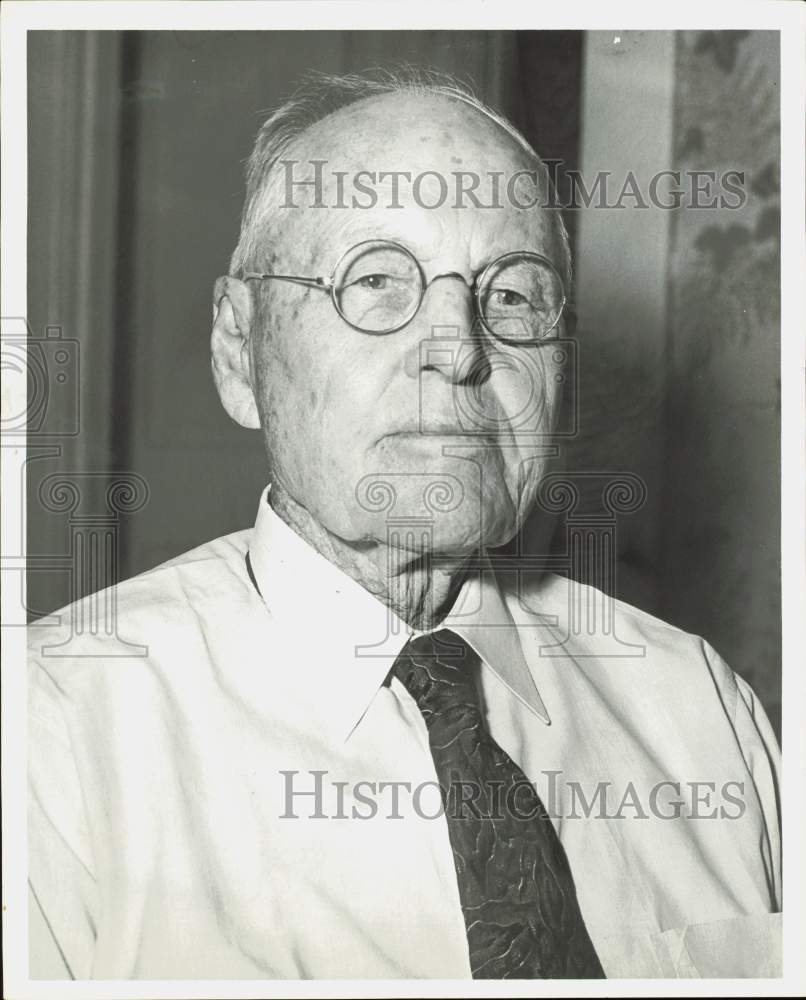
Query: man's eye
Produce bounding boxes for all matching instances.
[489,288,528,308]
[356,274,389,290]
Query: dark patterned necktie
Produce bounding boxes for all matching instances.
[393,630,605,979]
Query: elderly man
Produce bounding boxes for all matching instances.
[28,70,780,981]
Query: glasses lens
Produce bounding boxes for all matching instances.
[334,241,422,333]
[479,253,564,342]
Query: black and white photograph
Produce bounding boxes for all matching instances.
[2,2,804,996]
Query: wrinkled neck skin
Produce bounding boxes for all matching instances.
[269,484,468,631]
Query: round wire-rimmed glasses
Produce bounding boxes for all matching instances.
[242,239,566,343]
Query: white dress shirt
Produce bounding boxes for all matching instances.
[28,488,781,979]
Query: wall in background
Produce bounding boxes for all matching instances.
[26,30,780,735]
[662,31,781,733]
[566,30,780,733]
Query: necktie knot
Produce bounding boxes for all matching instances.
[393,630,483,730]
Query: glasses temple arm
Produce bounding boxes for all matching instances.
[242,274,330,290]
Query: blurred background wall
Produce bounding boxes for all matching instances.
[26,30,781,735]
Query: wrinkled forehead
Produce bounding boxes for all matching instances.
[257,92,562,271]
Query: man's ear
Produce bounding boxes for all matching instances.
[211,276,261,429]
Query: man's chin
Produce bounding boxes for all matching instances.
[348,504,517,558]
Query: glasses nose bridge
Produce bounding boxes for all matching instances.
[418,270,481,338]
[426,270,475,294]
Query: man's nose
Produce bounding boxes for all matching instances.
[422,272,474,331]
[408,274,491,386]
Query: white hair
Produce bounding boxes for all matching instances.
[229,67,572,288]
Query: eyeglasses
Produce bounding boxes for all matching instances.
[242,239,566,343]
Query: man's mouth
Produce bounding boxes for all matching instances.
[381,426,500,442]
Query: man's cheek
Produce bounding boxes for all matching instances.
[316,404,371,491]
[320,361,385,444]
[488,351,555,433]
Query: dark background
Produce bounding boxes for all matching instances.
[26,30,781,734]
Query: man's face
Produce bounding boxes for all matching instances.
[249,94,564,556]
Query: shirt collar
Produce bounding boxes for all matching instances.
[248,487,550,740]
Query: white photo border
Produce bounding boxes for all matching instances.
[2,2,804,998]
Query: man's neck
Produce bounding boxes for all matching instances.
[269,485,467,631]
